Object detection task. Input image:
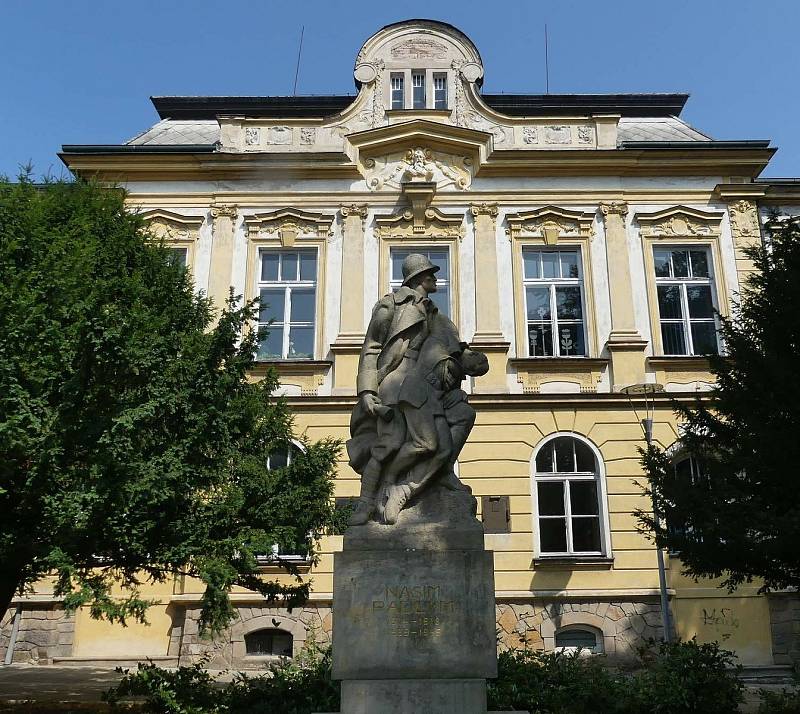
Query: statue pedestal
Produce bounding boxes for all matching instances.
[323,487,526,714]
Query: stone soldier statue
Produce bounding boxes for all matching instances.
[346,253,487,526]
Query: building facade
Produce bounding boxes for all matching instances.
[3,19,800,670]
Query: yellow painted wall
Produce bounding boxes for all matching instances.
[70,576,175,658]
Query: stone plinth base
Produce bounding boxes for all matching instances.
[341,679,486,714]
[327,490,522,714]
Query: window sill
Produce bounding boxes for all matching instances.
[255,554,312,573]
[647,356,712,369]
[510,358,608,394]
[647,356,716,390]
[249,360,332,396]
[252,359,332,369]
[533,556,614,570]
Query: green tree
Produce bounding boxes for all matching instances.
[0,176,340,633]
[638,216,800,592]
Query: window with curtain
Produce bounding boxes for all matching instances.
[522,248,587,357]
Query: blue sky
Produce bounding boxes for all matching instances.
[2,0,797,178]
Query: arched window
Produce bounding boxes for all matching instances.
[555,626,602,654]
[244,628,293,657]
[534,435,606,555]
[266,439,305,470]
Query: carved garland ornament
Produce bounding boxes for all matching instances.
[244,209,334,247]
[506,206,595,245]
[364,147,472,191]
[728,199,761,244]
[374,207,463,239]
[140,209,204,242]
[635,206,724,238]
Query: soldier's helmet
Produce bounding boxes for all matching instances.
[401,253,440,286]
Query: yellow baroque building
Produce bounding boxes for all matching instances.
[4,19,800,672]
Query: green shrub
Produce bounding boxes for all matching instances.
[106,637,744,714]
[627,638,744,714]
[487,648,629,714]
[105,633,338,714]
[758,669,800,714]
[487,639,743,714]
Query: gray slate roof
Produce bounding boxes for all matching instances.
[126,120,220,146]
[617,117,711,143]
[124,116,712,148]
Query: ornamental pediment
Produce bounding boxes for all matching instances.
[243,208,334,246]
[374,206,464,239]
[345,119,492,191]
[635,206,724,237]
[506,206,595,243]
[139,209,203,241]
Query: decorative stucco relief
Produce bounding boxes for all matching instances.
[266,126,293,145]
[635,207,723,238]
[140,209,204,242]
[244,208,334,247]
[363,146,472,191]
[728,199,761,244]
[374,207,464,239]
[506,206,595,244]
[391,38,448,59]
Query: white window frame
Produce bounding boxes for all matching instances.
[256,248,317,360]
[390,73,405,110]
[531,433,612,558]
[653,246,720,356]
[388,246,452,317]
[411,71,426,109]
[433,72,448,110]
[522,248,588,357]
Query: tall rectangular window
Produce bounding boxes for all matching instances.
[653,247,719,356]
[257,249,317,360]
[390,73,404,110]
[522,248,586,357]
[389,247,450,317]
[412,72,426,109]
[433,73,447,109]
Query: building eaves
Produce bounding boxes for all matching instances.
[620,140,771,150]
[61,144,216,154]
[151,92,690,120]
[482,93,689,118]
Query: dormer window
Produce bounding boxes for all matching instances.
[433,73,447,110]
[391,74,404,110]
[412,72,426,109]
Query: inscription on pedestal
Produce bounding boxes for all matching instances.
[371,585,458,638]
[333,550,497,681]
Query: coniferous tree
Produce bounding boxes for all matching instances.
[0,176,340,632]
[638,215,800,591]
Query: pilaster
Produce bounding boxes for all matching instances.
[469,202,510,394]
[332,204,369,395]
[727,199,763,285]
[208,204,238,315]
[600,201,647,389]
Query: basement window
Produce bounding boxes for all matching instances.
[245,628,293,657]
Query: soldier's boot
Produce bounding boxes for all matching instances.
[383,484,412,525]
[348,462,381,526]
